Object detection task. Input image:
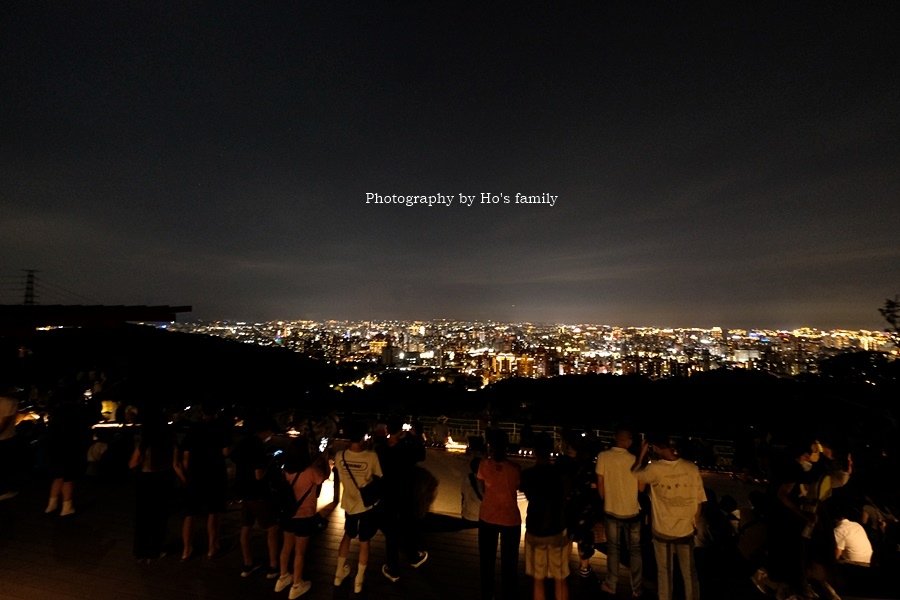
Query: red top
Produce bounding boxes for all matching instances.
[477,458,521,526]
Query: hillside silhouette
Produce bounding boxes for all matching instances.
[2,323,346,411]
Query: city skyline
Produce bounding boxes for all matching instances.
[2,4,898,329]
[176,316,893,338]
[171,317,895,383]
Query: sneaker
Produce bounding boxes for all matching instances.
[752,568,771,595]
[600,581,616,595]
[334,564,351,587]
[288,580,312,599]
[353,577,364,594]
[775,585,805,600]
[274,574,292,593]
[381,565,400,583]
[578,566,593,578]
[410,550,429,568]
[265,566,280,580]
[819,581,840,600]
[240,564,259,578]
[802,584,821,600]
[0,491,19,501]
[60,504,75,517]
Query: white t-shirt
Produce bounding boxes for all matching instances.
[337,449,383,515]
[834,518,873,565]
[0,396,18,441]
[596,446,640,519]
[634,458,706,539]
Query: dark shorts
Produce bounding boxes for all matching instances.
[284,516,320,537]
[344,510,378,542]
[240,498,277,529]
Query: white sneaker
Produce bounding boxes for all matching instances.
[334,564,351,586]
[410,550,429,568]
[751,568,771,594]
[60,503,75,517]
[288,580,311,599]
[353,577,364,594]
[381,564,400,582]
[274,574,292,592]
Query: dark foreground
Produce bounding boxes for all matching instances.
[0,450,892,600]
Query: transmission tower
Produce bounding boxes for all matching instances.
[23,269,38,305]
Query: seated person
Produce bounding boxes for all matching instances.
[834,504,873,566]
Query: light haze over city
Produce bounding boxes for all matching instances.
[2,4,898,330]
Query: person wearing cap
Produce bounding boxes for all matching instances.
[632,434,706,600]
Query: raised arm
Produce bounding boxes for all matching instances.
[632,439,650,472]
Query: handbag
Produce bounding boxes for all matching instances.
[341,451,384,508]
[312,511,329,533]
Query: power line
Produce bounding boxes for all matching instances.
[34,279,100,304]
[0,271,102,305]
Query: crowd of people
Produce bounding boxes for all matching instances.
[0,382,897,600]
[483,425,895,600]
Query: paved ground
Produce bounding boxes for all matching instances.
[0,449,891,600]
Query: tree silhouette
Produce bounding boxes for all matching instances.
[879,295,900,346]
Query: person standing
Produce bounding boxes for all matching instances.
[275,443,329,599]
[45,389,91,516]
[632,434,706,600]
[477,429,521,600]
[556,434,599,579]
[176,401,230,559]
[377,416,429,583]
[596,426,644,597]
[231,416,282,579]
[129,408,175,563]
[334,420,383,594]
[752,440,820,599]
[520,434,569,600]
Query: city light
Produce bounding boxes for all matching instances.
[164,319,896,382]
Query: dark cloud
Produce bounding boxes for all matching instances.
[2,3,898,328]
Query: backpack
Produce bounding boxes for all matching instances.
[281,472,303,521]
[262,448,303,523]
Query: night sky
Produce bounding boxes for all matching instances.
[2,3,898,329]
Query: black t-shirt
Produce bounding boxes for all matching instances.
[520,462,566,537]
[377,434,426,503]
[231,433,268,500]
[555,453,597,523]
[181,419,230,482]
[47,401,92,454]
